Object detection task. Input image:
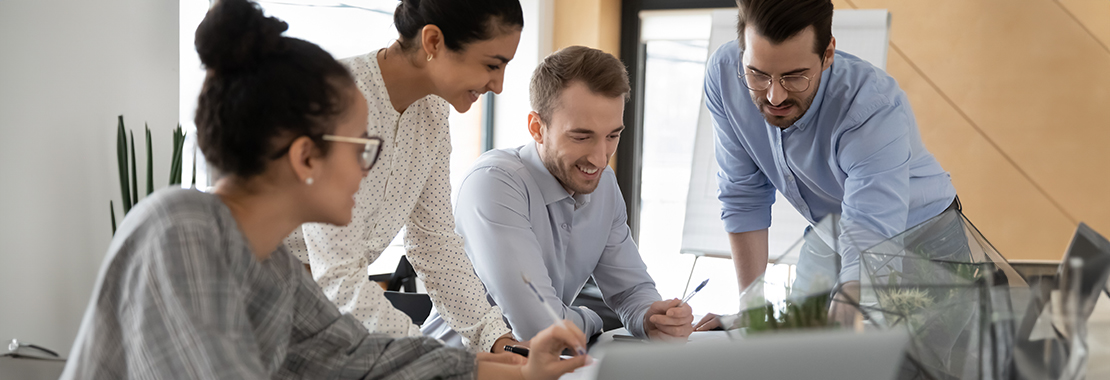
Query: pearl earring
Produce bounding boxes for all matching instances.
[305,177,314,185]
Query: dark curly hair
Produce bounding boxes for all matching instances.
[393,0,524,53]
[194,0,355,178]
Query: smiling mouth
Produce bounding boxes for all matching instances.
[468,90,481,102]
[577,165,599,175]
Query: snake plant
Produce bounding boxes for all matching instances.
[109,115,187,235]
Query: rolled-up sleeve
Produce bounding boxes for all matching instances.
[705,57,776,233]
[455,166,604,340]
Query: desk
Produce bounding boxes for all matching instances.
[564,329,909,380]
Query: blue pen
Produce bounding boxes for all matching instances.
[679,279,709,306]
[522,274,588,356]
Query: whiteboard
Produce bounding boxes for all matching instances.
[679,9,891,261]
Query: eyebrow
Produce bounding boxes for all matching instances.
[746,65,809,76]
[568,126,625,135]
[488,55,511,64]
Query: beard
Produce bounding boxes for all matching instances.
[752,82,820,129]
[540,148,601,195]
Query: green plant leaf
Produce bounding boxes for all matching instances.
[130,130,138,205]
[145,125,153,196]
[110,200,117,236]
[190,133,197,187]
[117,116,132,214]
[169,126,183,186]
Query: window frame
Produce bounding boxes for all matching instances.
[616,0,736,241]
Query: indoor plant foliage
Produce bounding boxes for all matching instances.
[109,115,190,234]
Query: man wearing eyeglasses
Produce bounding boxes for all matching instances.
[696,0,957,329]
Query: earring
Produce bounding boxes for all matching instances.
[305,177,314,186]
[427,54,433,62]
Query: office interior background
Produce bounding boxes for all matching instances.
[1,0,1108,359]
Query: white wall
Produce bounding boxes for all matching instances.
[0,0,179,357]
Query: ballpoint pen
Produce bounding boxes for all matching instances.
[679,279,709,306]
[522,274,589,356]
[504,345,530,357]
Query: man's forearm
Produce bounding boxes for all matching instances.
[728,229,769,291]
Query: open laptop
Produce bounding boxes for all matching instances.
[594,329,908,380]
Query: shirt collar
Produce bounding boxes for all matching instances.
[521,142,575,205]
[785,62,832,131]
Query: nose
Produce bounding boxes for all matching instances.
[588,141,609,169]
[766,79,788,106]
[489,70,505,94]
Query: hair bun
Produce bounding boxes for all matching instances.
[195,0,288,72]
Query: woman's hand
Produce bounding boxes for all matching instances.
[694,313,721,331]
[520,321,589,380]
[476,352,527,366]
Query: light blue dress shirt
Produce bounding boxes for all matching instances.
[453,143,660,340]
[705,40,957,281]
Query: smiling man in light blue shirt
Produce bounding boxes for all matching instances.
[700,0,958,326]
[453,46,694,342]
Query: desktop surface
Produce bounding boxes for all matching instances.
[594,329,908,380]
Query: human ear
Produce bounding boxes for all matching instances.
[527,111,545,145]
[286,136,320,185]
[823,36,836,70]
[420,25,444,61]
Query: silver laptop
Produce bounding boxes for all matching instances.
[594,329,908,380]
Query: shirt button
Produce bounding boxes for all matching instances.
[561,223,569,230]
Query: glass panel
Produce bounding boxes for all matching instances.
[636,29,725,311]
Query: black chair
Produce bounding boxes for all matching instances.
[368,255,420,292]
[383,291,433,325]
[369,256,432,324]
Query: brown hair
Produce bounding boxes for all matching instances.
[736,0,834,56]
[529,45,629,123]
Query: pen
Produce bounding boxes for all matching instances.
[505,345,575,361]
[679,279,709,306]
[522,274,589,356]
[504,345,529,357]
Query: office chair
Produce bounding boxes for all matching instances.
[369,256,433,325]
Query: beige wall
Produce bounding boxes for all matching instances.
[831,0,1110,261]
[553,0,622,55]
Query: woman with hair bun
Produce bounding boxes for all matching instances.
[285,0,528,354]
[60,1,585,379]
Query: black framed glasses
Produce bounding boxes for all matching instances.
[737,60,816,93]
[322,135,383,171]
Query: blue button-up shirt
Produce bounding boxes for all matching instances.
[705,40,956,281]
[454,143,660,339]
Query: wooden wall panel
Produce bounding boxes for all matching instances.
[886,49,1076,260]
[1058,0,1110,50]
[836,0,1110,260]
[553,0,621,56]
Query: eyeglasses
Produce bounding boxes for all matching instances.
[322,134,383,171]
[737,60,815,93]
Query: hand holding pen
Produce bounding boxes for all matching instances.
[645,279,707,340]
[521,274,589,356]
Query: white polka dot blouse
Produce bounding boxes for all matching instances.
[283,51,510,353]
